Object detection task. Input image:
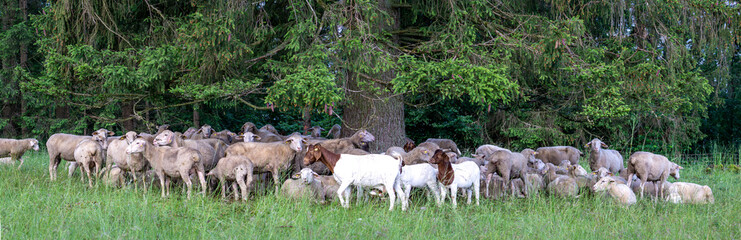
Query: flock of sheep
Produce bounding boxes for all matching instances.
[0,122,715,210]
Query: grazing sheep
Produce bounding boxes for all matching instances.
[47,129,113,181]
[484,149,528,197]
[592,177,636,205]
[626,151,683,199]
[226,133,306,193]
[73,139,106,187]
[424,138,462,156]
[546,164,578,198]
[207,156,254,201]
[534,146,583,165]
[399,163,441,205]
[0,138,39,169]
[584,138,624,173]
[429,149,480,208]
[665,182,714,204]
[303,144,407,211]
[326,124,341,139]
[126,138,207,199]
[403,138,416,153]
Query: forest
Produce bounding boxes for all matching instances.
[0,0,739,154]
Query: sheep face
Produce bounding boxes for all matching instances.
[570,165,588,177]
[356,130,375,142]
[284,134,306,152]
[198,125,214,138]
[304,144,322,166]
[310,126,324,137]
[299,168,319,184]
[29,139,40,151]
[92,128,113,150]
[123,131,138,144]
[585,138,608,152]
[125,138,147,154]
[592,177,617,192]
[241,122,257,134]
[428,149,449,164]
[669,163,683,179]
[528,157,546,170]
[594,167,611,179]
[153,130,175,146]
[241,132,261,142]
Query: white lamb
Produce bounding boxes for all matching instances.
[399,163,441,205]
[666,182,714,204]
[592,177,636,205]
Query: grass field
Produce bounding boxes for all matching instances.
[0,151,739,239]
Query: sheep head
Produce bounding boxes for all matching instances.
[403,139,416,153]
[183,127,198,138]
[153,130,176,146]
[240,122,257,134]
[284,134,306,152]
[260,124,279,135]
[241,132,261,142]
[303,144,322,166]
[299,168,319,184]
[592,177,617,192]
[353,130,375,143]
[123,131,138,144]
[429,149,449,164]
[669,163,683,179]
[310,126,324,138]
[197,125,214,138]
[91,128,113,150]
[585,138,608,151]
[29,139,40,151]
[125,138,147,154]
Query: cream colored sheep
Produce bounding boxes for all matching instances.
[592,177,636,205]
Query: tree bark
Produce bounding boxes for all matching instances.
[302,107,311,135]
[340,0,405,152]
[193,104,200,127]
[121,101,136,131]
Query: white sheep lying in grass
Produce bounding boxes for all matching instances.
[666,182,714,204]
[592,177,636,205]
[399,163,441,205]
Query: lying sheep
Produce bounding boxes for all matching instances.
[482,172,506,199]
[424,138,461,156]
[299,168,340,203]
[525,173,545,196]
[0,138,39,169]
[100,165,126,187]
[546,164,578,198]
[626,151,683,199]
[226,133,306,193]
[592,177,636,205]
[281,173,324,203]
[126,138,207,199]
[73,138,106,187]
[207,156,254,201]
[665,182,713,204]
[326,124,341,139]
[430,149,480,208]
[399,163,441,205]
[534,146,583,165]
[511,178,527,198]
[585,138,624,173]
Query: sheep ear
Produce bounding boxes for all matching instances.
[584,142,591,148]
[107,131,115,136]
[301,139,307,144]
[608,172,614,176]
[678,166,684,170]
[196,129,202,133]
[119,136,126,140]
[181,135,187,139]
[292,173,300,179]
[312,172,319,178]
[254,135,261,140]
[600,142,608,148]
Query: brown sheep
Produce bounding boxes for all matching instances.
[0,138,39,169]
[626,151,683,199]
[126,138,207,199]
[534,146,583,165]
[225,133,306,193]
[585,138,624,173]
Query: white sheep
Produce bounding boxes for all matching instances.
[626,151,683,199]
[665,182,714,204]
[592,177,636,205]
[303,144,407,211]
[584,138,624,173]
[429,149,480,208]
[399,163,441,205]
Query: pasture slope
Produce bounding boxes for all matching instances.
[0,151,739,239]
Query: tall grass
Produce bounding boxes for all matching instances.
[0,151,739,239]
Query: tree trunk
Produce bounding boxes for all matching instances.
[121,101,136,131]
[302,107,311,135]
[340,0,405,152]
[193,104,200,127]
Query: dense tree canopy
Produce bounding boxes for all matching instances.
[0,0,738,153]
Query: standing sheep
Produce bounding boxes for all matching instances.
[0,138,39,169]
[626,151,683,199]
[73,138,106,187]
[534,146,583,165]
[592,177,637,205]
[126,138,207,199]
[429,149,480,208]
[154,130,222,171]
[47,129,114,181]
[484,149,528,197]
[207,156,254,201]
[326,124,341,139]
[584,138,624,173]
[226,133,306,193]
[399,163,441,205]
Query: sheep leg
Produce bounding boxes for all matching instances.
[466,189,472,205]
[403,184,412,203]
[336,181,352,208]
[450,185,458,208]
[180,171,193,199]
[385,183,396,211]
[271,169,281,194]
[639,175,648,199]
[83,161,93,188]
[220,177,227,199]
[438,183,447,206]
[197,166,207,196]
[356,186,364,204]
[474,177,480,205]
[157,172,167,198]
[394,180,407,211]
[243,169,253,201]
[131,169,139,192]
[428,181,441,205]
[237,175,248,201]
[485,173,492,198]
[165,177,171,196]
[231,183,239,201]
[16,157,24,170]
[48,152,60,181]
